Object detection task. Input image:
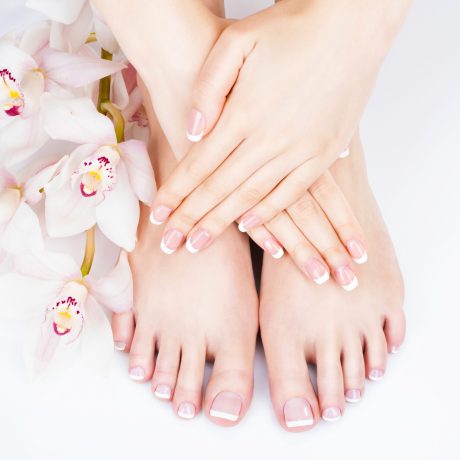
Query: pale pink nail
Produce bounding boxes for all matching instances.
[304,258,330,285]
[335,265,358,291]
[129,367,145,381]
[345,389,361,403]
[114,341,126,351]
[283,398,314,428]
[263,237,284,259]
[178,402,196,419]
[346,239,368,264]
[150,205,172,225]
[238,214,263,232]
[322,407,342,422]
[186,228,212,253]
[186,108,205,142]
[210,392,242,422]
[369,369,385,381]
[154,384,172,400]
[160,229,184,254]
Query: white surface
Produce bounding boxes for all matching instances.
[1,1,460,459]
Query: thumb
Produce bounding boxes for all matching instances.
[186,25,254,142]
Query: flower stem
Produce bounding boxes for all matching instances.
[97,49,113,114]
[80,226,95,277]
[101,101,125,143]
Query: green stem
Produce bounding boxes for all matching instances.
[101,101,125,143]
[97,49,113,113]
[80,226,95,277]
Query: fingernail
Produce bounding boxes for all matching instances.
[304,258,330,285]
[238,214,262,232]
[178,402,196,419]
[369,369,385,381]
[129,367,145,381]
[391,346,399,354]
[345,389,361,403]
[160,229,184,254]
[283,398,314,428]
[114,341,126,351]
[338,148,350,158]
[322,407,342,422]
[186,228,212,253]
[210,391,242,422]
[335,266,358,291]
[154,384,172,400]
[186,108,205,142]
[263,237,284,259]
[346,239,368,264]
[150,205,172,225]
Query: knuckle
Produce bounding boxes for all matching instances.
[183,159,206,184]
[289,195,318,219]
[309,178,336,201]
[322,243,349,261]
[238,186,264,207]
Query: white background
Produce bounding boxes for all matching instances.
[1,1,459,459]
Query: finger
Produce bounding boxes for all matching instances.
[245,224,285,260]
[186,24,255,142]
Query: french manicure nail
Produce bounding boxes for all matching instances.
[391,346,399,354]
[129,367,145,381]
[186,108,205,142]
[238,214,263,232]
[263,237,284,259]
[322,407,342,422]
[284,398,314,428]
[114,341,126,351]
[150,205,172,225]
[338,148,350,159]
[305,258,330,285]
[178,402,196,419]
[335,265,358,291]
[345,389,361,403]
[186,228,212,253]
[347,239,368,264]
[160,229,184,254]
[369,369,385,381]
[210,392,242,422]
[154,384,172,400]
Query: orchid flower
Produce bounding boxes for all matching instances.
[0,249,132,376]
[42,95,156,251]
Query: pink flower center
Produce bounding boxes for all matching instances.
[48,295,83,337]
[0,68,24,117]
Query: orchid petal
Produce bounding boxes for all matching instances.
[0,39,37,81]
[0,188,20,224]
[119,139,156,205]
[26,0,87,25]
[111,70,129,110]
[93,14,119,54]
[96,162,139,251]
[19,21,50,56]
[20,70,45,118]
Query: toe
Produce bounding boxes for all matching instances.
[341,338,365,403]
[383,309,406,354]
[173,342,206,420]
[316,344,345,422]
[111,311,135,353]
[128,325,155,383]
[151,337,180,401]
[364,328,388,381]
[263,338,319,432]
[204,347,254,427]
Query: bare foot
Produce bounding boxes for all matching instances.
[260,134,406,431]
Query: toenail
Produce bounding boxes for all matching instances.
[160,229,184,254]
[178,402,196,419]
[154,384,172,400]
[238,213,263,233]
[369,369,385,381]
[345,389,361,403]
[335,266,358,291]
[391,346,399,354]
[338,148,350,158]
[129,367,145,381]
[150,205,172,225]
[114,341,126,351]
[283,398,314,428]
[210,391,242,422]
[304,258,330,285]
[186,228,212,253]
[263,237,284,259]
[322,407,342,422]
[346,239,368,264]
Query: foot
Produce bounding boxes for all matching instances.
[259,134,406,431]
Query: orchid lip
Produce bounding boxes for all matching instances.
[53,322,71,336]
[1,68,24,116]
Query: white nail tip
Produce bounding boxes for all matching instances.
[339,148,350,159]
[178,409,195,419]
[314,271,330,285]
[237,221,247,233]
[186,131,204,143]
[342,276,358,291]
[322,414,341,422]
[114,341,126,351]
[209,410,239,422]
[185,238,199,254]
[286,419,314,428]
[160,239,175,254]
[154,391,171,400]
[129,374,144,382]
[391,346,399,354]
[271,248,284,259]
[345,396,361,403]
[149,212,163,225]
[369,372,384,382]
[353,253,368,265]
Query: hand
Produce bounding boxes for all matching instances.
[151,0,410,252]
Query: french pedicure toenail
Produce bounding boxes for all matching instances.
[150,205,172,225]
[238,214,263,233]
[114,341,126,351]
[210,392,242,422]
[345,389,361,403]
[178,402,196,420]
[186,228,212,254]
[160,229,184,254]
[322,407,342,422]
[186,108,205,142]
[283,398,314,428]
[346,239,368,264]
[335,266,358,291]
[391,346,399,354]
[154,384,172,400]
[263,237,284,259]
[369,369,385,381]
[129,367,145,381]
[305,258,330,285]
[338,148,350,159]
